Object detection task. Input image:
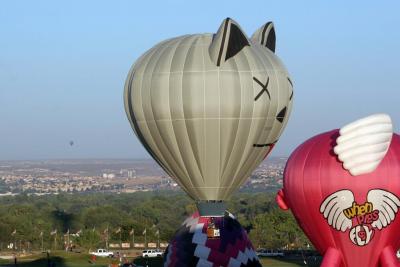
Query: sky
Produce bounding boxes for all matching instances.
[0,0,399,160]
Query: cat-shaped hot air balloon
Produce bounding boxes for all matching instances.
[124,17,293,266]
[277,114,400,267]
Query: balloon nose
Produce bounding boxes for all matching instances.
[276,189,289,210]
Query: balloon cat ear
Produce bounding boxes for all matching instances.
[209,17,250,66]
[251,22,276,52]
[334,114,393,176]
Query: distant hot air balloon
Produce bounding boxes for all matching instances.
[276,114,400,267]
[124,18,293,266]
[69,141,74,146]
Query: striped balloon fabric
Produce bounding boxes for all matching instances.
[163,212,261,267]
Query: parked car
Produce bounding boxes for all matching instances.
[142,249,163,257]
[90,248,114,257]
[256,249,284,257]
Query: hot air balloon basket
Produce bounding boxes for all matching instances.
[206,225,220,239]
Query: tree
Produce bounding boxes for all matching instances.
[76,230,100,251]
[249,208,308,249]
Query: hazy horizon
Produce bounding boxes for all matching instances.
[1,1,399,160]
[0,156,290,163]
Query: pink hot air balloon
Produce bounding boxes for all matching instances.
[276,114,400,267]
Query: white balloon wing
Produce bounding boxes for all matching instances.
[334,114,393,176]
[320,190,354,232]
[368,189,400,230]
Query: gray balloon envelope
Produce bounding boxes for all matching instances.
[124,18,293,206]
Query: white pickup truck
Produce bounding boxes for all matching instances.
[90,249,114,257]
[142,249,163,258]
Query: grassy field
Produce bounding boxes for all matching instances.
[259,256,321,267]
[0,251,320,267]
[0,251,113,267]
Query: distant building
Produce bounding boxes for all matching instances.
[102,173,116,179]
[127,170,136,179]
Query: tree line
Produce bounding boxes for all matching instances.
[0,191,309,251]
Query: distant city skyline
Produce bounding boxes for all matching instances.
[1,1,399,160]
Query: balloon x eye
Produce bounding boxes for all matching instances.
[253,76,270,101]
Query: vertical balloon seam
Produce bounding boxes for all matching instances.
[216,54,239,199]
[312,135,332,253]
[127,80,188,195]
[168,36,205,190]
[376,148,384,264]
[127,51,172,174]
[297,137,322,251]
[391,136,400,256]
[293,140,312,249]
[213,37,223,199]
[228,45,276,195]
[226,49,267,198]
[283,143,295,208]
[168,35,201,198]
[217,24,251,197]
[181,35,204,184]
[183,36,207,185]
[168,35,203,196]
[199,35,207,182]
[222,53,255,198]
[180,36,206,198]
[316,135,327,253]
[187,40,212,198]
[228,48,273,194]
[227,69,257,194]
[162,36,197,196]
[219,55,243,198]
[318,135,341,255]
[139,41,193,195]
[125,70,173,179]
[166,35,199,191]
[315,133,335,254]
[217,45,222,199]
[152,36,190,174]
[284,143,298,202]
[227,56,245,197]
[147,38,193,182]
[373,143,392,264]
[202,36,208,195]
[181,36,211,199]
